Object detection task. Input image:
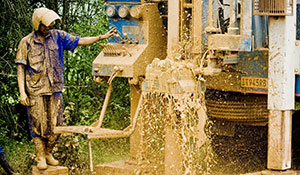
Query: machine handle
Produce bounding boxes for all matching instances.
[97,68,123,128]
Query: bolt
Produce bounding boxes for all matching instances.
[296,42,299,46]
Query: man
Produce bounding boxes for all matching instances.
[16,7,115,170]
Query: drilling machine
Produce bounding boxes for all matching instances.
[55,0,168,173]
[92,0,167,171]
[55,0,300,174]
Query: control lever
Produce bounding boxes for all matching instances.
[123,33,133,44]
[111,37,122,44]
[109,26,124,43]
[115,34,127,43]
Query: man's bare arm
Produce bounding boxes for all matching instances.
[77,28,116,46]
[17,64,29,106]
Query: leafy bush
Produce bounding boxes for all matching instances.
[53,134,89,174]
[0,139,35,174]
[0,0,33,142]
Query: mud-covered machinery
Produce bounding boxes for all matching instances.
[91,0,168,164]
[55,0,167,172]
[96,0,300,173]
[92,0,167,82]
[56,0,300,174]
[203,0,270,124]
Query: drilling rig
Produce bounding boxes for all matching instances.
[55,0,300,174]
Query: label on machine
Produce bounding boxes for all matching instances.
[241,77,268,89]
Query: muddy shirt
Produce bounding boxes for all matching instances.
[15,30,79,96]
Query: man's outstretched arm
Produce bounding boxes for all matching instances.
[77,28,116,46]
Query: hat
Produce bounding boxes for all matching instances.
[32,7,62,31]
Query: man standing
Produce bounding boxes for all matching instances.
[16,7,115,170]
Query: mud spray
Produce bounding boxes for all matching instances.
[132,58,208,175]
[132,58,267,175]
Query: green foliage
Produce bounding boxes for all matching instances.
[0,139,35,174]
[0,0,34,141]
[53,134,89,174]
[63,79,130,129]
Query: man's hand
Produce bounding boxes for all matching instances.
[101,27,116,39]
[17,64,29,106]
[20,92,30,106]
[78,27,117,46]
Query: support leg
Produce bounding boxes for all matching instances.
[267,110,292,170]
[88,139,94,172]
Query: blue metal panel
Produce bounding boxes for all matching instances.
[237,51,268,78]
[236,51,268,92]
[106,4,144,44]
[296,75,300,96]
[108,19,144,43]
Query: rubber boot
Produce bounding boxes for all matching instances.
[0,153,15,175]
[33,138,47,170]
[45,153,59,166]
[45,136,59,166]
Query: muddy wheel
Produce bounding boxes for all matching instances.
[205,90,268,123]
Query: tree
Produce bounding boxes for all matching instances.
[0,0,33,141]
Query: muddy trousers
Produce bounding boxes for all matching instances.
[28,93,63,169]
[27,92,63,138]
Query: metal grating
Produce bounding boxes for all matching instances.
[100,44,131,57]
[253,0,293,16]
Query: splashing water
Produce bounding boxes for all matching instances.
[131,57,267,175]
[135,91,214,175]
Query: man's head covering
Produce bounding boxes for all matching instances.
[32,7,62,31]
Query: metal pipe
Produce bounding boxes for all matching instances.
[192,0,203,60]
[229,0,234,29]
[205,0,221,33]
[167,0,180,58]
[97,81,113,128]
[228,0,238,34]
[130,92,144,131]
[240,0,244,34]
[240,0,252,36]
[88,139,93,172]
[208,0,214,29]
[97,68,122,128]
